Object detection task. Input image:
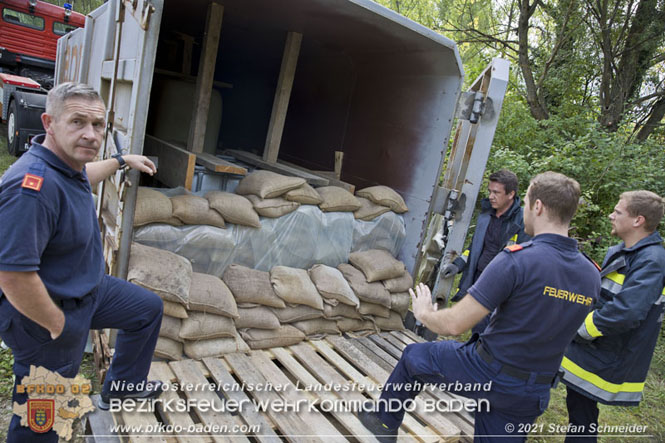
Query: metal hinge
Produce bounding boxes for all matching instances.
[456,91,486,124]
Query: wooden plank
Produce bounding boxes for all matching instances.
[396,328,425,344]
[223,352,316,441]
[149,362,212,443]
[351,337,395,373]
[270,347,380,443]
[169,359,245,443]
[202,357,281,443]
[195,152,247,175]
[188,2,224,154]
[250,350,343,442]
[84,395,122,443]
[118,407,167,443]
[225,149,329,186]
[366,335,403,361]
[310,340,440,442]
[143,135,196,189]
[326,336,461,442]
[289,343,367,404]
[263,31,302,163]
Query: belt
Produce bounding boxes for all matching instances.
[476,342,555,385]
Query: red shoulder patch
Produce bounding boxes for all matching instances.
[21,173,43,192]
[505,244,523,252]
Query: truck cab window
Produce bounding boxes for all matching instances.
[2,8,45,31]
[54,22,77,36]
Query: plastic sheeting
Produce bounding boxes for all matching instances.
[134,205,406,276]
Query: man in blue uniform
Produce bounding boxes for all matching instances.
[561,190,665,442]
[441,169,529,333]
[358,171,600,442]
[0,82,163,442]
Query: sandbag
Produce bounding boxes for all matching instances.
[349,249,406,282]
[372,311,405,331]
[159,315,182,342]
[183,334,250,359]
[189,272,238,318]
[163,300,188,319]
[128,242,192,307]
[390,292,410,319]
[358,301,391,318]
[205,191,261,228]
[272,304,324,323]
[285,183,323,205]
[171,195,226,228]
[179,312,237,340]
[223,265,286,308]
[291,319,340,336]
[239,325,306,350]
[308,264,359,307]
[270,266,324,310]
[323,303,362,320]
[154,337,183,360]
[235,306,281,330]
[317,186,361,212]
[338,264,391,307]
[354,197,391,221]
[337,318,376,333]
[356,185,408,213]
[134,187,173,227]
[246,195,300,218]
[235,170,305,199]
[383,272,414,293]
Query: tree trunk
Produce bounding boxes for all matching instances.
[518,0,550,120]
[636,95,665,141]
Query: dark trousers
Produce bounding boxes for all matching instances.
[0,274,163,442]
[565,386,599,442]
[378,339,551,442]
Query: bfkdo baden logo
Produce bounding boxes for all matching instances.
[27,399,55,433]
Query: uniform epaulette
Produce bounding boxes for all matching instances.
[20,163,46,193]
[582,252,601,271]
[504,241,533,252]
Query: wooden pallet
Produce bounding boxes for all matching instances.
[85,331,474,442]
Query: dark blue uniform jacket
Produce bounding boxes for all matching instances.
[562,231,665,405]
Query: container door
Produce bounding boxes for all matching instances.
[415,58,510,303]
[55,0,163,278]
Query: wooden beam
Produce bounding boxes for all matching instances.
[143,135,196,190]
[225,149,329,186]
[195,152,247,175]
[263,31,302,163]
[334,151,344,179]
[187,2,224,154]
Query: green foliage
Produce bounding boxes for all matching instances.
[490,100,665,263]
[0,347,14,397]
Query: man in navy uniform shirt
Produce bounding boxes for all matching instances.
[358,171,601,442]
[0,82,163,442]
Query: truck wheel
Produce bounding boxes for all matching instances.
[7,100,21,156]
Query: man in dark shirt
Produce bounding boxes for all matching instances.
[358,172,600,442]
[442,169,529,333]
[0,82,163,442]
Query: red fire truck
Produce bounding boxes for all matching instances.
[0,0,84,155]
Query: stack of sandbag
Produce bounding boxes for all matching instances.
[127,243,249,360]
[337,249,412,331]
[133,187,183,227]
[354,186,408,221]
[235,171,306,218]
[222,264,308,349]
[316,186,361,213]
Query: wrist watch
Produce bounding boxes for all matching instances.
[112,153,127,168]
